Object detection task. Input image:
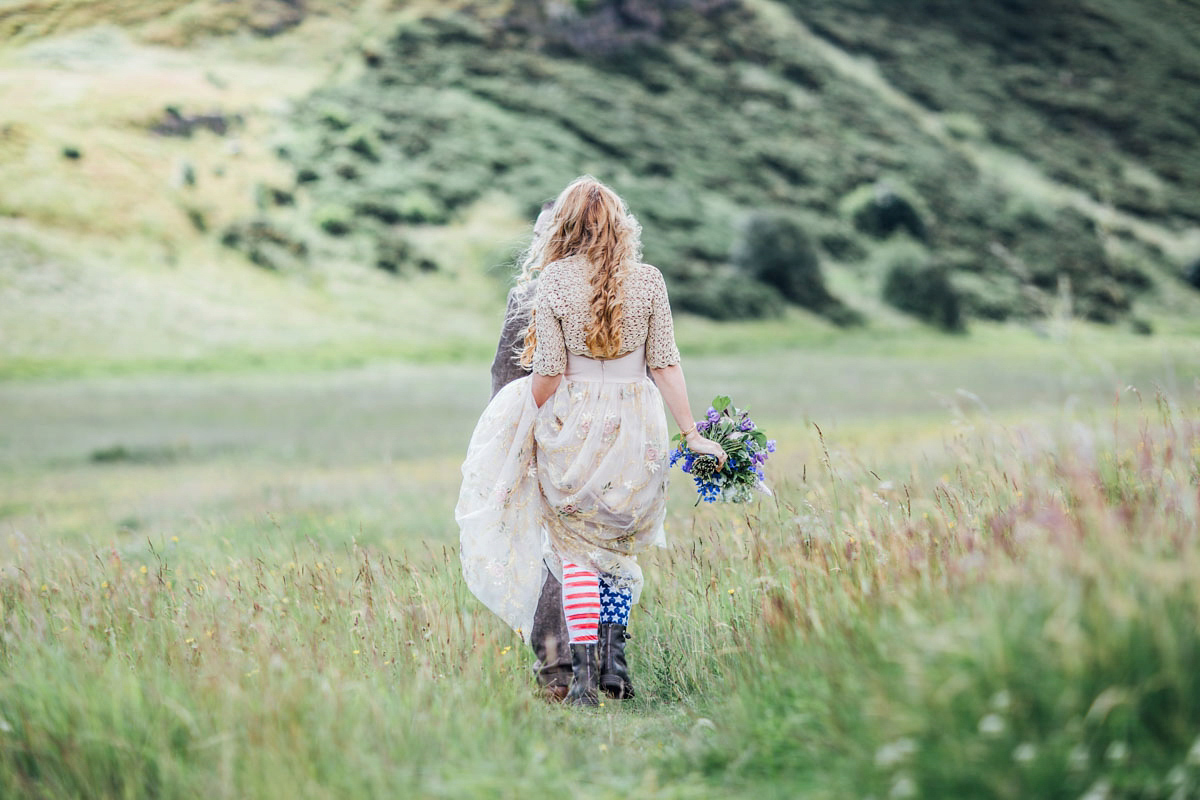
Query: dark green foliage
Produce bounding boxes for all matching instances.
[671,274,785,321]
[1184,257,1200,291]
[227,2,1180,324]
[314,205,353,237]
[881,247,964,332]
[220,219,308,271]
[373,235,411,275]
[90,443,187,464]
[267,187,294,207]
[843,182,927,241]
[502,0,736,60]
[184,206,207,233]
[789,0,1200,222]
[731,212,859,325]
[993,207,1137,323]
[731,213,822,302]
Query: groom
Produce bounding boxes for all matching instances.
[490,201,574,700]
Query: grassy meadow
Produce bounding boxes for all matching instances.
[3,1,1200,797]
[3,329,1200,798]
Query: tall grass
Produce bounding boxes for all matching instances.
[2,390,1199,798]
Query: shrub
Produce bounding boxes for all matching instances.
[672,273,785,321]
[315,205,354,237]
[842,182,928,241]
[881,246,964,332]
[730,212,861,326]
[1184,257,1200,291]
[219,219,308,271]
[732,213,825,307]
[374,235,411,274]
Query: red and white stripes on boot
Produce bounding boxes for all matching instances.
[561,562,601,644]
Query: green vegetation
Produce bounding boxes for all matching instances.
[731,211,859,326]
[790,0,1200,222]
[880,242,964,332]
[2,0,1199,376]
[224,0,1198,327]
[2,5,1199,796]
[2,341,1199,797]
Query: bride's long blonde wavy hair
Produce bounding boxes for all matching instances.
[514,176,643,367]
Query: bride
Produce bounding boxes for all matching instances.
[456,176,726,707]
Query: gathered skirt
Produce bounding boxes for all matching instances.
[456,349,669,642]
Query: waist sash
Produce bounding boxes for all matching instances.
[564,348,647,383]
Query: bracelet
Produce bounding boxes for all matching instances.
[681,422,697,437]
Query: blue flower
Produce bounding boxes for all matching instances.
[766,439,777,453]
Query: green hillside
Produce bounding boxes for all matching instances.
[2,0,1200,376]
[234,0,1200,327]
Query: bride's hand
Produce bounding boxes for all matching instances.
[685,431,727,470]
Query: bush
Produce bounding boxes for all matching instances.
[315,205,354,237]
[881,246,964,332]
[671,273,785,321]
[842,182,927,241]
[732,213,825,306]
[1184,257,1200,291]
[219,219,308,271]
[730,212,861,326]
[374,235,411,274]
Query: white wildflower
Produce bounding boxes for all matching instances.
[1188,736,1200,765]
[1013,743,1037,764]
[889,775,917,799]
[1105,741,1128,764]
[1080,779,1110,800]
[978,713,1005,736]
[875,738,918,769]
[0,717,11,734]
[990,690,1011,711]
[1068,744,1089,771]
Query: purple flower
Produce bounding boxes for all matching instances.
[706,408,720,422]
[766,439,777,453]
[696,420,711,433]
[740,419,755,432]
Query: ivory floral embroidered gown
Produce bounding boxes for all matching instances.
[456,255,682,641]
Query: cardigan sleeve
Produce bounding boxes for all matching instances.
[645,267,681,369]
[530,275,567,376]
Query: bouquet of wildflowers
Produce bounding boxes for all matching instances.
[669,395,775,503]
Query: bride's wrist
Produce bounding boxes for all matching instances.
[680,422,698,438]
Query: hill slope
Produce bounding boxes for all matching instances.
[2,0,1199,376]
[239,0,1200,326]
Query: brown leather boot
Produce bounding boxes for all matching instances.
[565,643,600,707]
[598,623,636,699]
[531,570,572,702]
